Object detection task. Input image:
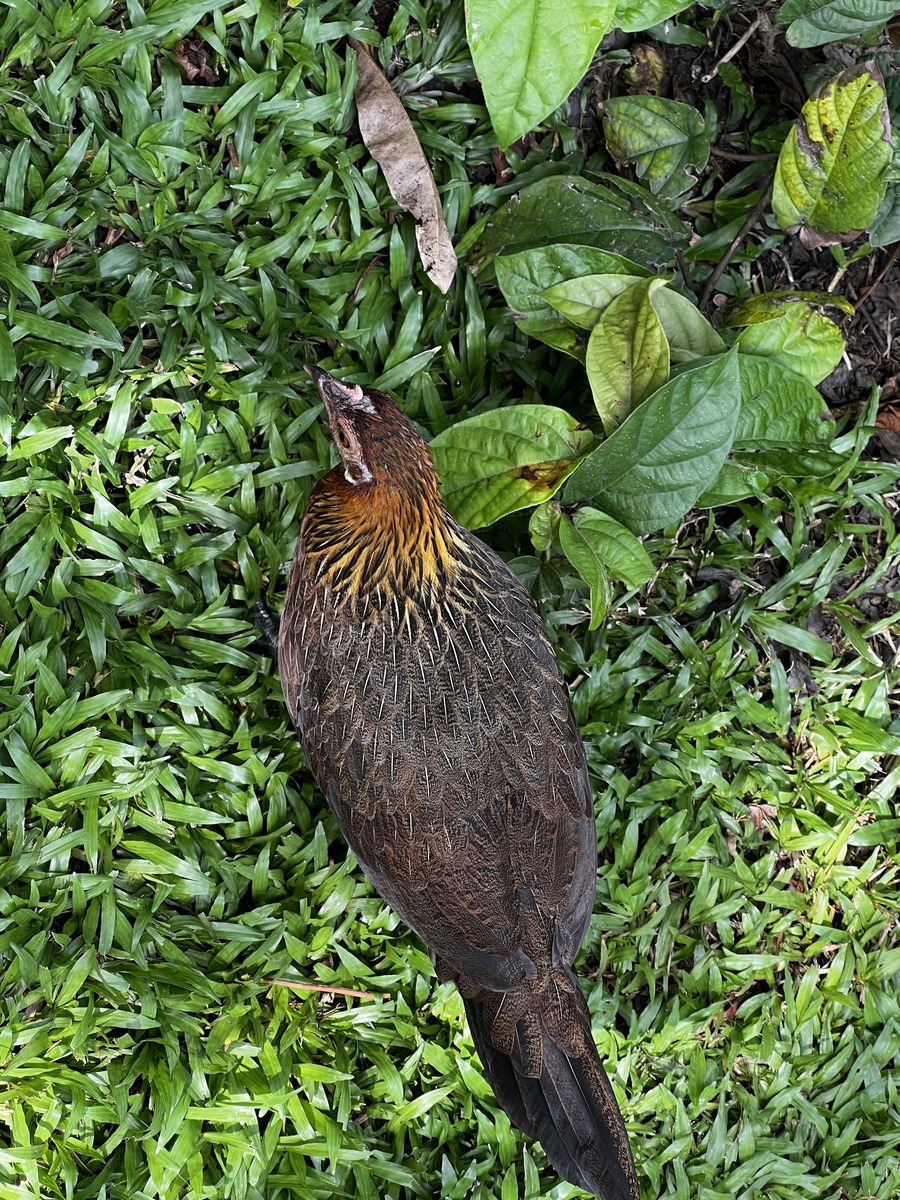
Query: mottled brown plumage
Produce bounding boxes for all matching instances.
[274,365,639,1200]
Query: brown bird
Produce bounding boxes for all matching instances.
[268,365,639,1200]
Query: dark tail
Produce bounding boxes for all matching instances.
[463,976,639,1200]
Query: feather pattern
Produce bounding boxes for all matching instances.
[277,371,639,1200]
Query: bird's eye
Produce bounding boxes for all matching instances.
[335,427,350,449]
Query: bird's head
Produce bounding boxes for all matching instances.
[305,365,435,496]
[302,366,462,601]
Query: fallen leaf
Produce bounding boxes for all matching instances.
[876,404,900,432]
[748,803,778,831]
[786,652,820,696]
[173,36,218,86]
[799,225,859,251]
[47,239,76,282]
[351,40,456,294]
[696,565,746,607]
[881,373,899,404]
[125,445,154,486]
[492,146,513,185]
[623,44,665,94]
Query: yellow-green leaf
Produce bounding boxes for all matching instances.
[773,64,891,235]
[585,278,670,434]
[431,405,593,529]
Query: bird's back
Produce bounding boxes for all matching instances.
[280,507,598,994]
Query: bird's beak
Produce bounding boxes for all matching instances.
[305,365,370,415]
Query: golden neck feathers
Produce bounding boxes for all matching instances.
[300,453,466,610]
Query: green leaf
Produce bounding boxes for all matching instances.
[496,246,652,358]
[0,320,17,381]
[870,183,900,248]
[474,176,682,274]
[778,0,899,47]
[496,246,653,324]
[773,65,891,234]
[644,17,708,43]
[602,96,711,197]
[430,405,593,529]
[697,461,773,506]
[565,507,655,590]
[56,947,97,1006]
[528,502,561,555]
[0,239,42,307]
[559,513,611,629]
[388,1086,455,1132]
[736,303,844,386]
[720,290,855,326]
[585,278,670,434]
[734,445,847,477]
[9,427,74,459]
[564,349,741,534]
[544,274,724,363]
[749,613,833,662]
[0,211,68,241]
[12,311,122,353]
[614,0,693,32]
[650,289,726,361]
[466,0,616,148]
[542,274,647,329]
[735,355,832,445]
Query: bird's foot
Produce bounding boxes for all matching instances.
[252,600,280,658]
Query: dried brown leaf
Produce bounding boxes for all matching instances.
[748,803,778,831]
[799,225,860,251]
[492,147,513,185]
[876,403,900,432]
[125,446,154,486]
[173,37,218,86]
[351,40,456,294]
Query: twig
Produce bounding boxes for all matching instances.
[699,172,774,310]
[854,243,900,313]
[345,255,382,312]
[710,148,779,162]
[674,248,698,296]
[700,12,763,83]
[859,306,887,353]
[267,979,388,1000]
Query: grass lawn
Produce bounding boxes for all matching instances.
[1,2,899,1198]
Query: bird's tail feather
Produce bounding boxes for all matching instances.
[463,987,638,1200]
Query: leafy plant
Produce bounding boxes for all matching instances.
[435,246,848,618]
[434,18,898,620]
[466,0,899,150]
[777,0,900,47]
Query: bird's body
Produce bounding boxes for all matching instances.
[274,367,639,1200]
